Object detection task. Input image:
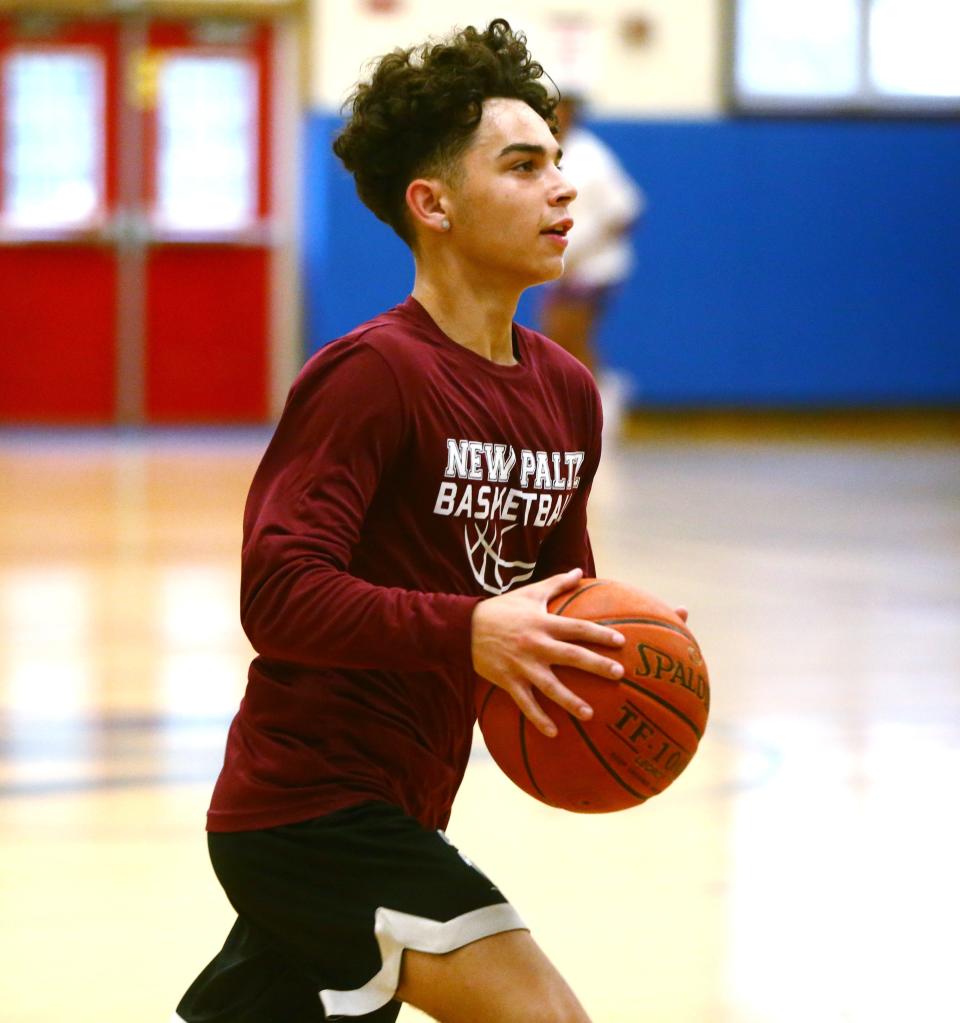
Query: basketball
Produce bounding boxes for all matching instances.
[475,578,710,813]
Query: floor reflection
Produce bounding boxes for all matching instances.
[0,430,958,1022]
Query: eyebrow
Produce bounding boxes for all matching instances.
[497,142,563,162]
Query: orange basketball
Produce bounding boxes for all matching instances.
[475,578,710,813]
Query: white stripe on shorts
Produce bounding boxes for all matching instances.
[320,901,527,1018]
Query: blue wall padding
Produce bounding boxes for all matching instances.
[303,115,960,406]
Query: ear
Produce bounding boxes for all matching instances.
[406,178,450,236]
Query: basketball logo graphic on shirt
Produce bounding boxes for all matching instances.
[464,519,536,595]
[433,438,584,595]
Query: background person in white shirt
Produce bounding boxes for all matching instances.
[539,92,645,436]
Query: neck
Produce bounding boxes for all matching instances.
[411,257,522,366]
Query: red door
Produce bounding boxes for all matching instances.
[140,20,274,422]
[0,15,120,422]
[0,11,289,424]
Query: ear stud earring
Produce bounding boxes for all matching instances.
[441,217,451,231]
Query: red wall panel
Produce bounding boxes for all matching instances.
[145,247,268,421]
[0,247,116,422]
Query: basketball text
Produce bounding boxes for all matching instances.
[607,699,691,782]
[634,642,710,711]
[434,437,586,594]
[443,438,584,490]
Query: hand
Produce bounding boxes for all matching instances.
[471,568,626,738]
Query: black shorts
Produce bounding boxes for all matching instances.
[173,802,526,1022]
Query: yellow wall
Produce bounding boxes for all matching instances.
[310,0,724,116]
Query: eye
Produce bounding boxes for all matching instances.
[513,160,535,172]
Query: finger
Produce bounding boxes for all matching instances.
[532,671,595,722]
[675,606,689,623]
[508,685,560,737]
[549,616,625,648]
[539,567,584,602]
[545,640,624,681]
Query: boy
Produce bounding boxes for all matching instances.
[173,19,644,1023]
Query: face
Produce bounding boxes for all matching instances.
[439,97,577,290]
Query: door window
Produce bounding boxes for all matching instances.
[1,48,104,228]
[154,53,258,232]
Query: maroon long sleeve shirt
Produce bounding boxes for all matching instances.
[207,296,601,832]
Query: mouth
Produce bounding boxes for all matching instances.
[541,218,573,238]
[541,218,573,249]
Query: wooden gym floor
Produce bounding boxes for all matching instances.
[1,417,958,1023]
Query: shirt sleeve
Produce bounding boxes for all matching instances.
[239,339,481,672]
[532,481,597,580]
[533,374,602,580]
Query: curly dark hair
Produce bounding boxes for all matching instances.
[332,19,557,246]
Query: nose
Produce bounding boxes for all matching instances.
[549,163,577,206]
